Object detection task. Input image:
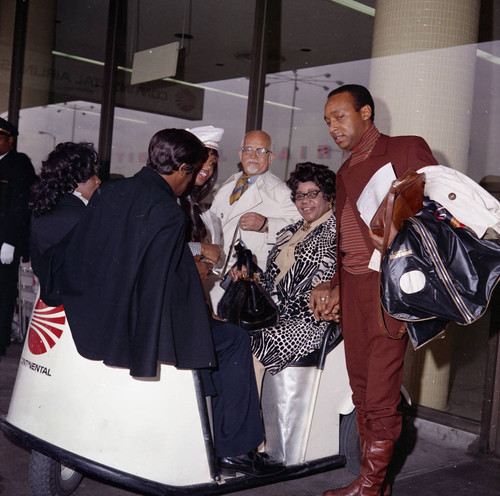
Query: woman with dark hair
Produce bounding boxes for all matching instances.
[30,141,99,219]
[231,162,339,374]
[180,126,224,265]
[30,142,100,305]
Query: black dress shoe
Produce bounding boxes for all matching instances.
[218,450,285,477]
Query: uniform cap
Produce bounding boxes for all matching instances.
[0,118,18,137]
[187,125,224,151]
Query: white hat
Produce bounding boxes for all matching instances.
[187,125,224,151]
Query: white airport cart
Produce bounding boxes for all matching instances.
[0,295,359,496]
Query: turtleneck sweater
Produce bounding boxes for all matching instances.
[340,123,380,274]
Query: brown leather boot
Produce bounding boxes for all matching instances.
[323,440,394,496]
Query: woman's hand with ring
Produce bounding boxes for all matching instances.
[309,283,340,321]
[229,264,247,282]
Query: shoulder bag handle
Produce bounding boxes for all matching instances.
[377,182,407,340]
[219,224,241,281]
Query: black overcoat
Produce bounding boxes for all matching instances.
[61,167,216,377]
[30,194,87,306]
[0,150,36,259]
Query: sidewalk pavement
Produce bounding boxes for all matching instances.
[1,341,499,496]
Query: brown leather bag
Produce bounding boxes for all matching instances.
[371,169,425,340]
[370,169,426,239]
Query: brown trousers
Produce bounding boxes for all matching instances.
[340,268,408,443]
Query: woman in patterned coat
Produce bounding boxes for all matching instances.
[233,162,339,374]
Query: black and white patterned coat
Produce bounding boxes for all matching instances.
[250,213,339,374]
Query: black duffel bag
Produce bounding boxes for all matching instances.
[380,207,500,347]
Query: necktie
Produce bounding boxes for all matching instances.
[229,174,249,205]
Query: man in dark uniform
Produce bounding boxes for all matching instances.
[0,118,36,356]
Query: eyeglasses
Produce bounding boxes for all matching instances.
[292,190,322,202]
[240,146,271,158]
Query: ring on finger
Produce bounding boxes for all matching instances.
[320,297,326,301]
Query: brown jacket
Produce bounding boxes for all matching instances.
[332,133,438,286]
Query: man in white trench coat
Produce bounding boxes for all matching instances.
[209,130,300,309]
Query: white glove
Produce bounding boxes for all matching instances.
[0,243,15,264]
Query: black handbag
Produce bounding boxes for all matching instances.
[380,206,500,348]
[217,249,279,331]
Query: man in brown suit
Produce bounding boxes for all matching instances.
[311,85,437,496]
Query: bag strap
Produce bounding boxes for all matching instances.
[377,291,407,339]
[381,184,396,256]
[409,216,475,324]
[241,249,260,312]
[377,184,406,340]
[219,224,241,280]
[244,249,254,278]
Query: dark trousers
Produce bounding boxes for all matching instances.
[340,268,408,443]
[0,260,19,354]
[206,317,264,457]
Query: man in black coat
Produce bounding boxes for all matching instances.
[61,134,217,377]
[0,118,36,356]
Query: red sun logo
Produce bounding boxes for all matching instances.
[28,299,66,355]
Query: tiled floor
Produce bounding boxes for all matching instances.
[393,455,500,496]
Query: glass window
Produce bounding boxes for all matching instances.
[107,0,256,178]
[262,0,375,178]
[0,1,16,114]
[260,0,499,425]
[3,0,500,428]
[6,0,108,172]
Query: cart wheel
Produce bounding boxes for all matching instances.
[28,450,83,496]
[339,409,361,475]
